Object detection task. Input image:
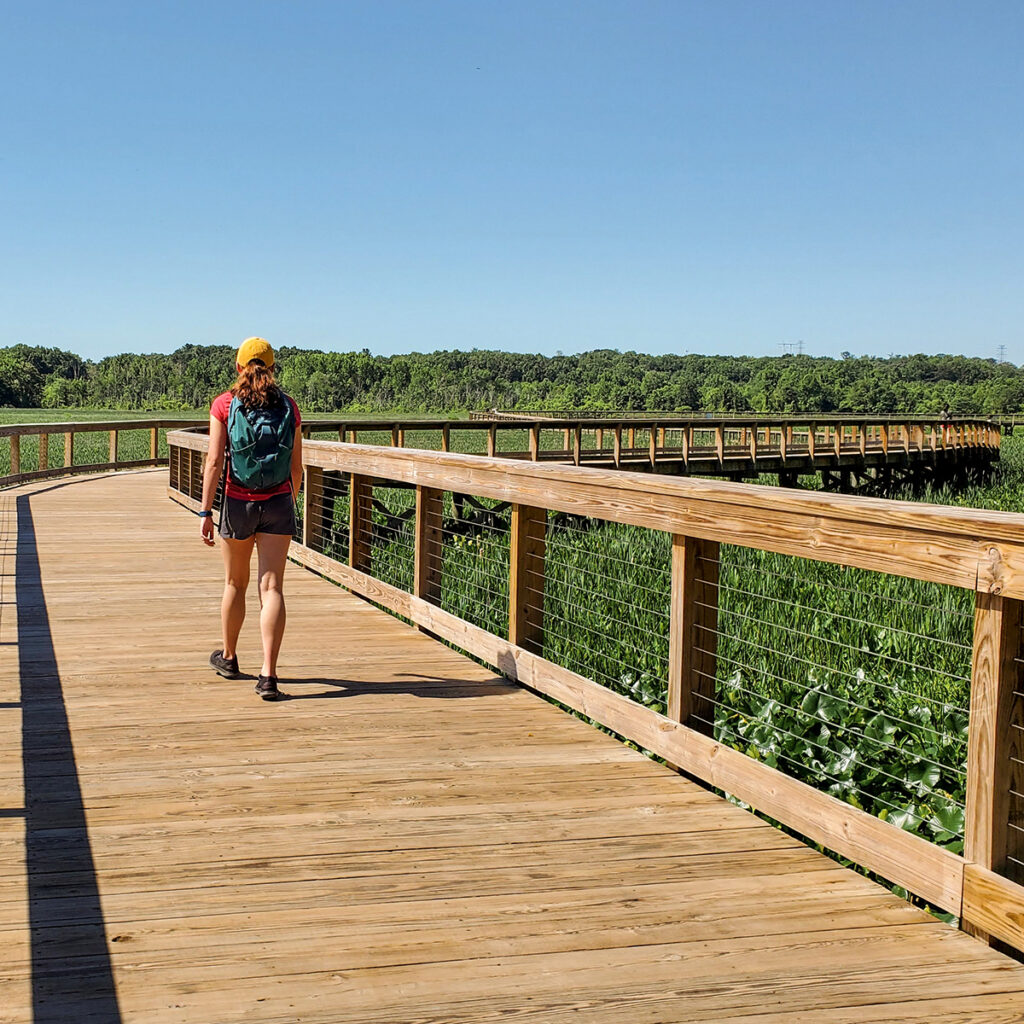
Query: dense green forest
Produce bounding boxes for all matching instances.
[0,342,1021,415]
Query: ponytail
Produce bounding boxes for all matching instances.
[231,360,282,409]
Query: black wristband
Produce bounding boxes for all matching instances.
[198,510,213,518]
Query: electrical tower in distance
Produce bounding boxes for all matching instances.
[779,340,805,356]
[997,344,1007,363]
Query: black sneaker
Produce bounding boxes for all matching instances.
[255,675,280,701]
[209,649,240,679]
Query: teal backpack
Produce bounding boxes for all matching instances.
[227,395,296,490]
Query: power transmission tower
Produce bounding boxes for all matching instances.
[997,344,1007,363]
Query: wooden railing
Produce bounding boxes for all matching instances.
[296,415,1000,478]
[0,414,1000,491]
[0,419,198,489]
[167,426,1024,955]
[473,408,1011,426]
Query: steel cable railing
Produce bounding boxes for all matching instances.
[165,427,1024,952]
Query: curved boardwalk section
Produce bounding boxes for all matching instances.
[2,470,1024,1022]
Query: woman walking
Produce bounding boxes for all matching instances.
[199,337,303,700]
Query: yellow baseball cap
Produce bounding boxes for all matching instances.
[237,336,274,367]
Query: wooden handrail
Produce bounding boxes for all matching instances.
[306,442,1021,593]
[293,413,1000,433]
[0,417,200,437]
[210,414,1004,495]
[166,428,1024,953]
[470,408,1011,426]
[0,419,197,489]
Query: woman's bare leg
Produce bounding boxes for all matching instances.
[221,535,254,660]
[254,532,292,677]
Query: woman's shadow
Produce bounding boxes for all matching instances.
[268,673,516,701]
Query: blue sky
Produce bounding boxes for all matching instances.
[1,0,1021,361]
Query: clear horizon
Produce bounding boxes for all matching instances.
[2,1,1022,364]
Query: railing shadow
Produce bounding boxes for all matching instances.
[18,495,121,1023]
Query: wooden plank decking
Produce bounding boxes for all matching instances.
[3,469,1024,1023]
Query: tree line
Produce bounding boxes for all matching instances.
[0,342,1021,415]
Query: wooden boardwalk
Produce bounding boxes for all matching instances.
[3,470,1024,1023]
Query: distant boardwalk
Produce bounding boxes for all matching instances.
[4,468,1024,1022]
[300,412,1000,492]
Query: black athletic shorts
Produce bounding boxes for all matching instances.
[219,493,297,540]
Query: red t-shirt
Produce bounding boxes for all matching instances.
[211,391,302,501]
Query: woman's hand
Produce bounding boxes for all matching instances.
[201,515,215,546]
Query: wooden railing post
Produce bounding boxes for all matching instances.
[10,436,20,477]
[572,425,582,467]
[963,592,1024,940]
[529,424,540,461]
[303,465,324,550]
[715,426,724,466]
[613,425,622,467]
[38,433,48,472]
[595,427,604,451]
[649,425,657,468]
[487,424,497,457]
[833,423,841,460]
[808,423,816,461]
[414,486,444,607]
[391,426,400,448]
[749,425,757,463]
[64,430,74,468]
[109,429,118,463]
[349,474,373,573]
[509,504,546,654]
[682,425,690,467]
[668,535,719,736]
[441,424,450,452]
[150,427,159,460]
